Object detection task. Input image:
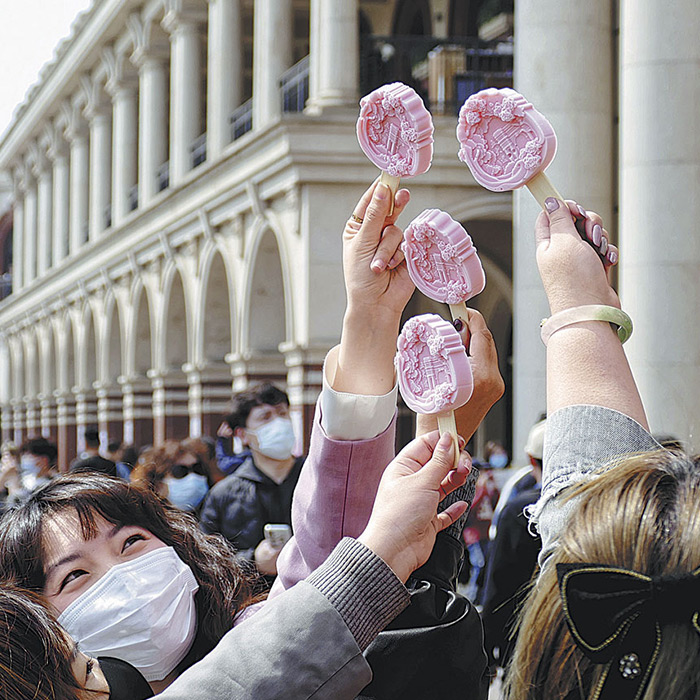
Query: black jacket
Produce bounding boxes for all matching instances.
[199,456,304,563]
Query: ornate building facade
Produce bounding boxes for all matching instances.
[0,0,515,468]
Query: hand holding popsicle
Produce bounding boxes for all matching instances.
[456,87,616,265]
[396,314,473,466]
[402,208,486,323]
[357,82,434,214]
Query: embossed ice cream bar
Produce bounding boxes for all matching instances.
[456,87,556,193]
[357,82,434,178]
[402,209,486,306]
[396,313,473,415]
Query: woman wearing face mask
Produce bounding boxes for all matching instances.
[0,474,260,694]
[132,440,214,515]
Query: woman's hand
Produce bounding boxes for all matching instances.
[535,198,619,315]
[359,431,470,583]
[332,180,414,395]
[416,309,505,441]
[343,179,414,321]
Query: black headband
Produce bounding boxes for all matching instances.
[556,562,700,700]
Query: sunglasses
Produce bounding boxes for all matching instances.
[170,461,206,479]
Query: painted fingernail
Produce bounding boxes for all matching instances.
[376,183,389,200]
[577,205,586,218]
[607,249,618,265]
[371,259,386,272]
[592,224,602,247]
[599,237,608,255]
[438,432,452,451]
[453,318,464,332]
[545,197,559,212]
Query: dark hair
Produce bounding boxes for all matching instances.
[224,383,289,431]
[19,438,58,465]
[118,444,139,468]
[0,474,260,654]
[0,586,85,699]
[131,440,214,490]
[83,427,100,448]
[107,439,122,454]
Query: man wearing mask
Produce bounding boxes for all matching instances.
[199,384,302,583]
[17,438,58,495]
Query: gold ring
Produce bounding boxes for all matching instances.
[351,214,363,224]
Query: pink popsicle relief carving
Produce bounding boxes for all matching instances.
[456,87,558,201]
[402,209,486,320]
[357,82,434,212]
[396,314,473,466]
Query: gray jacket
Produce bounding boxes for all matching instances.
[531,404,661,566]
[157,538,409,700]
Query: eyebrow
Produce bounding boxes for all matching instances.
[45,523,125,577]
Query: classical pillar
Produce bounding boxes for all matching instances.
[11,178,24,291]
[306,0,359,113]
[56,391,76,471]
[39,394,54,440]
[35,158,53,276]
[186,363,232,438]
[150,369,190,444]
[134,49,169,204]
[164,12,203,185]
[23,175,37,285]
[1,403,12,444]
[252,0,293,128]
[11,400,24,446]
[206,0,243,157]
[67,123,89,254]
[96,383,123,445]
[86,102,112,239]
[108,78,139,225]
[512,0,614,457]
[619,0,700,448]
[283,345,326,454]
[50,140,70,265]
[25,399,39,438]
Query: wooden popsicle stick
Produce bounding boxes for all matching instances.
[525,171,564,209]
[448,302,469,324]
[436,410,460,468]
[380,172,401,216]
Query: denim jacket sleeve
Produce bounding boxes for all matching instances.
[530,405,662,568]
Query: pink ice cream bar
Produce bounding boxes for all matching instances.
[456,87,557,192]
[396,313,473,415]
[402,209,486,306]
[357,82,434,178]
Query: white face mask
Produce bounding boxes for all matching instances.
[248,416,296,460]
[58,546,199,682]
[20,455,41,489]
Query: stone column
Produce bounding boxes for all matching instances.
[283,345,326,455]
[134,48,169,205]
[96,383,124,445]
[306,0,359,113]
[108,78,139,225]
[67,123,89,254]
[1,403,12,444]
[512,0,614,457]
[186,363,232,438]
[35,158,53,276]
[39,394,54,439]
[11,177,24,291]
[25,399,39,438]
[253,0,293,128]
[11,400,24,446]
[619,0,700,448]
[56,391,77,471]
[49,140,70,265]
[23,175,37,285]
[207,0,242,158]
[85,102,112,239]
[163,12,203,185]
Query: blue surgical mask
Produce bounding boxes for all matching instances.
[489,452,509,469]
[20,455,41,489]
[164,473,210,512]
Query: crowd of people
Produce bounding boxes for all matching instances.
[0,177,692,700]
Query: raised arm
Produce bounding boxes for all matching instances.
[536,198,647,427]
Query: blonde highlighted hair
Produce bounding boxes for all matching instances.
[504,450,700,700]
